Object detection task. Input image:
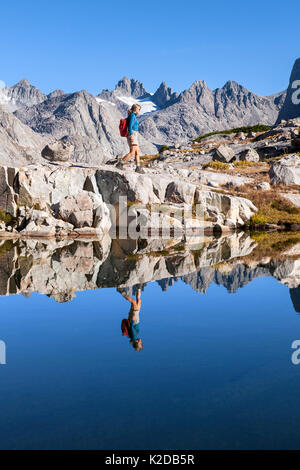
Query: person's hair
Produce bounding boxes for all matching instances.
[128,104,141,115]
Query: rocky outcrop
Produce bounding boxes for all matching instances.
[47,89,65,100]
[277,58,300,123]
[152,82,178,108]
[57,191,110,230]
[165,180,196,205]
[0,104,46,166]
[195,189,256,228]
[0,165,112,237]
[0,163,257,237]
[148,116,300,192]
[269,154,300,186]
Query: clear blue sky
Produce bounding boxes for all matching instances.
[1,0,299,96]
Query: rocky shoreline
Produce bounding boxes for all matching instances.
[0,162,257,239]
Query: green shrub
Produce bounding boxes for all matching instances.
[194,124,270,142]
[159,145,170,153]
[250,213,268,225]
[0,210,13,224]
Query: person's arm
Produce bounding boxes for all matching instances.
[136,289,141,308]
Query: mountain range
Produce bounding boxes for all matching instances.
[0,58,299,166]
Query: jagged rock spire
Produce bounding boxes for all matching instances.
[114,77,147,98]
[277,58,300,122]
[152,82,178,108]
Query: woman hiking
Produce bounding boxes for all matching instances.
[117,104,145,174]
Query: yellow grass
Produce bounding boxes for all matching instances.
[203,161,229,171]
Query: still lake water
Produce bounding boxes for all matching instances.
[0,233,300,449]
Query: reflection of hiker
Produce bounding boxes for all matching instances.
[119,287,143,351]
[117,104,145,174]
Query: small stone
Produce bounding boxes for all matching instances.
[208,181,219,188]
[256,182,271,191]
[239,148,260,162]
[213,144,235,163]
[237,132,246,140]
[42,139,74,162]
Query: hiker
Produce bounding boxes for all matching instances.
[119,287,143,351]
[117,104,145,174]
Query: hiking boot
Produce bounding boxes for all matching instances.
[135,165,145,174]
[116,161,124,170]
[106,158,118,165]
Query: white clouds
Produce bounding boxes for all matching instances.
[0,80,6,89]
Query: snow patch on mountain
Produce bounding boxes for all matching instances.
[0,89,17,111]
[95,97,116,106]
[116,95,159,115]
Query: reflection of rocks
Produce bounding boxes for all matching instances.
[2,232,300,309]
[0,235,112,299]
[96,232,256,288]
[0,233,255,299]
[271,259,300,289]
[48,290,76,303]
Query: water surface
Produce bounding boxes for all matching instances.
[0,232,300,449]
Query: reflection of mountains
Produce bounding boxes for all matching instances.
[1,232,300,311]
[159,264,271,294]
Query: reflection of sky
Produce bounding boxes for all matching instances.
[0,276,299,449]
